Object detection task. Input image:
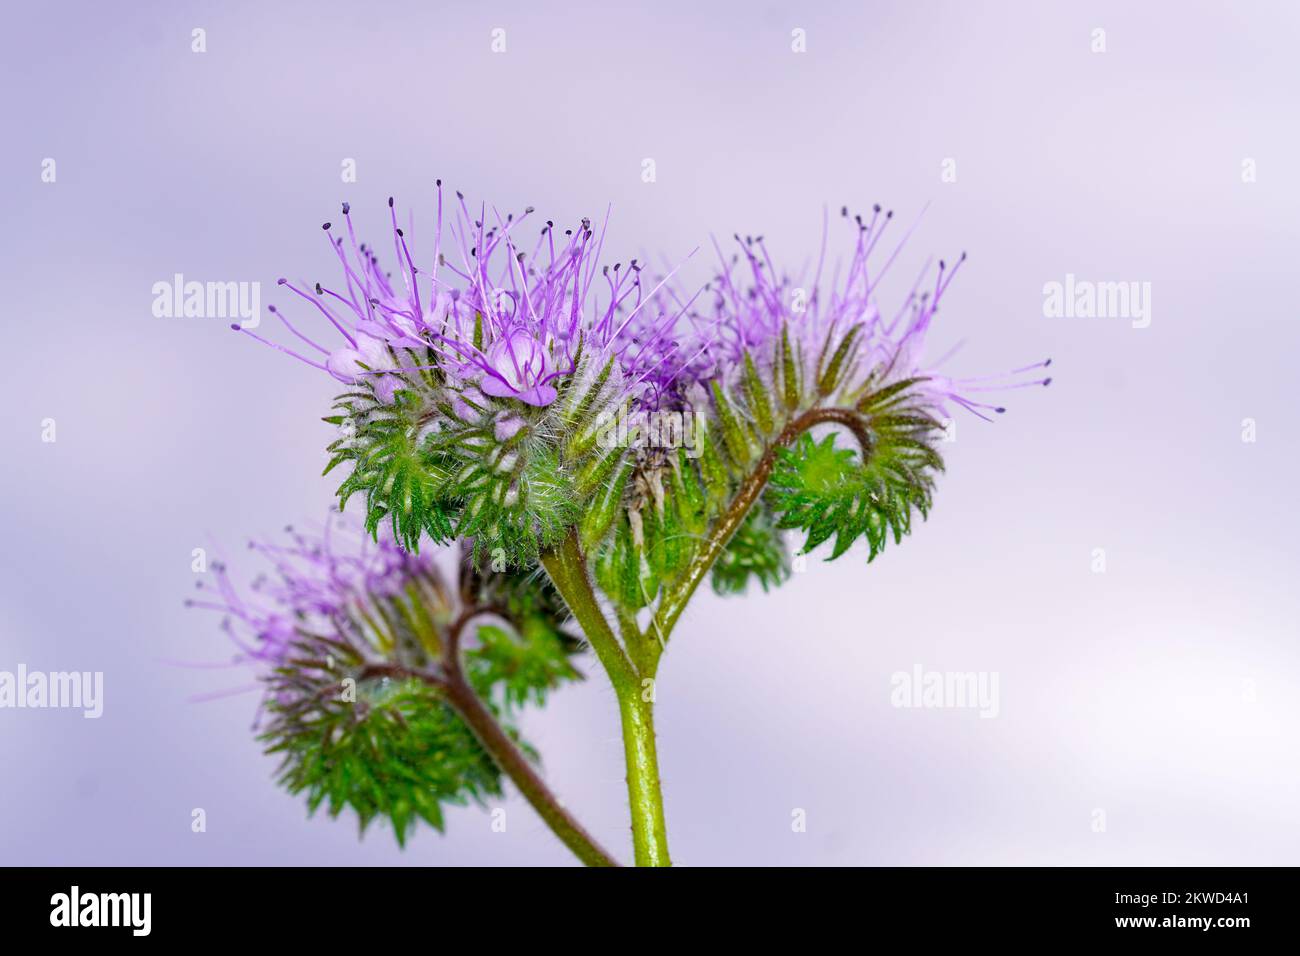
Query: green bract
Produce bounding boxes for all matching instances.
[324,317,950,605]
[325,341,629,566]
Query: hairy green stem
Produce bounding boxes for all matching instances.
[441,674,620,867]
[616,605,660,675]
[617,690,671,866]
[542,529,672,866]
[367,606,621,867]
[441,604,620,867]
[540,531,638,696]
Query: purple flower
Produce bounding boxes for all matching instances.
[186,513,451,690]
[239,189,1047,478]
[480,327,556,406]
[239,189,696,410]
[324,332,403,403]
[684,206,1051,420]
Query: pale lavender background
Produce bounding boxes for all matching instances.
[2,0,1298,866]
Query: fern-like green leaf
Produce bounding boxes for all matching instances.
[769,401,943,562]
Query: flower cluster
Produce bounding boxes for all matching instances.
[186,514,453,704]
[678,204,1051,422]
[245,189,1049,438]
[186,513,582,843]
[238,189,1049,577]
[239,187,696,411]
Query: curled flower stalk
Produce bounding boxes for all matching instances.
[201,189,1048,865]
[189,515,617,866]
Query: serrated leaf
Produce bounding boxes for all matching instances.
[768,401,941,563]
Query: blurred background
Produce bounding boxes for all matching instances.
[2,0,1298,865]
